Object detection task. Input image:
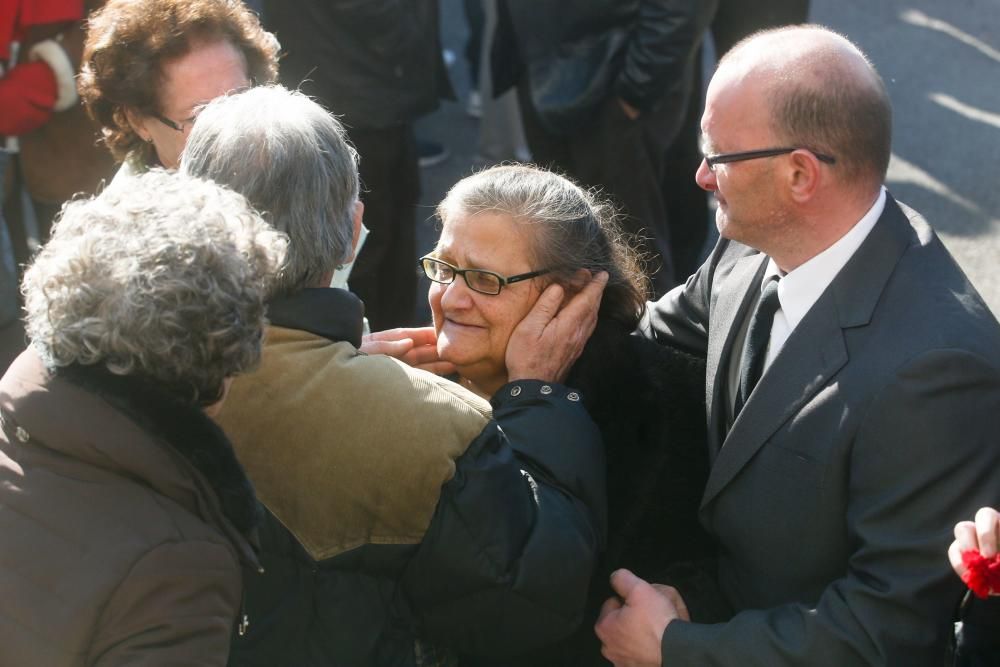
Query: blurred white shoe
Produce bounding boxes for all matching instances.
[466,91,482,118]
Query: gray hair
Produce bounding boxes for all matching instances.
[22,169,288,406]
[181,85,359,296]
[437,164,647,330]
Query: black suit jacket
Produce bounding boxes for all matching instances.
[640,194,1000,665]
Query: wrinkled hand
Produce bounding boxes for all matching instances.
[505,271,608,384]
[949,506,1000,594]
[361,327,456,376]
[595,569,684,667]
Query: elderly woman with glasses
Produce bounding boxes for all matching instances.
[78,0,278,174]
[421,163,717,664]
[0,170,287,665]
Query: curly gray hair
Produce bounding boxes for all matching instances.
[22,169,288,406]
[181,85,359,296]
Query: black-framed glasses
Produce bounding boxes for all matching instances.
[152,112,198,133]
[419,256,550,296]
[150,81,255,133]
[703,147,836,171]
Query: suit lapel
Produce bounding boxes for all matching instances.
[701,299,848,507]
[700,193,915,509]
[705,254,768,459]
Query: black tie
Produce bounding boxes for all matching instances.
[735,277,781,416]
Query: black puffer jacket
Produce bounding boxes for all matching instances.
[494,0,717,132]
[468,321,718,666]
[224,289,607,667]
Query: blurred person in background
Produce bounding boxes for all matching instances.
[261,0,451,332]
[1,0,116,373]
[79,0,278,178]
[0,170,286,666]
[492,0,717,297]
[949,507,1000,667]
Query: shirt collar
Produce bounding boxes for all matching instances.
[764,187,886,331]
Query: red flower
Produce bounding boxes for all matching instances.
[961,550,1000,599]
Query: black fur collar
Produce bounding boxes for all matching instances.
[267,287,364,346]
[56,363,259,534]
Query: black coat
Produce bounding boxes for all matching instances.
[468,322,718,667]
[493,0,716,133]
[262,0,451,129]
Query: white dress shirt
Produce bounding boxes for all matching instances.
[761,187,887,371]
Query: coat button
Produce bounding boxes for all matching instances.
[15,426,29,443]
[510,385,522,397]
[567,392,580,402]
[540,385,552,395]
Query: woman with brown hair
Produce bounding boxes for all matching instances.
[78,0,278,172]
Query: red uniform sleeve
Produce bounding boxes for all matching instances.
[0,60,57,135]
[18,0,84,27]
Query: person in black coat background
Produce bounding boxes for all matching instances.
[949,507,1000,667]
[261,0,452,331]
[491,0,717,296]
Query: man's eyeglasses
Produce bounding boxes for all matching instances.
[419,256,550,296]
[152,112,198,133]
[703,147,836,171]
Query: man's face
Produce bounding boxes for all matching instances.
[695,72,791,250]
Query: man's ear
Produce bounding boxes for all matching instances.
[788,149,823,203]
[347,199,365,262]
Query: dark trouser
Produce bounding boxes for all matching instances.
[463,0,485,88]
[517,81,689,297]
[711,0,811,57]
[1,151,16,328]
[346,124,420,332]
[662,50,710,282]
[956,596,1000,667]
[1,150,27,375]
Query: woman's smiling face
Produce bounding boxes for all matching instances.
[428,212,545,396]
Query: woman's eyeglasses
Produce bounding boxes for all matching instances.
[152,112,198,133]
[151,82,255,133]
[419,256,550,296]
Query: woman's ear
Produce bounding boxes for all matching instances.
[561,269,593,307]
[123,107,153,143]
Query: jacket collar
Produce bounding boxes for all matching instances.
[267,288,364,346]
